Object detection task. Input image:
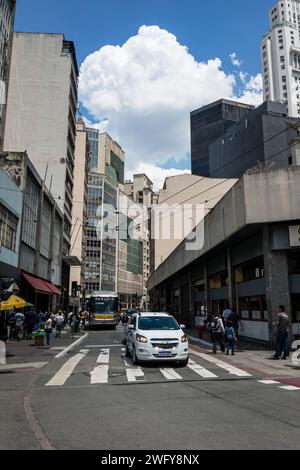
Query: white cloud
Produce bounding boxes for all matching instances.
[79,25,263,189]
[238,73,263,107]
[126,163,191,191]
[230,52,242,68]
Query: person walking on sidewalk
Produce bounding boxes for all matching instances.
[222,303,232,325]
[225,320,237,355]
[273,305,290,360]
[210,312,225,354]
[54,311,64,338]
[44,316,53,347]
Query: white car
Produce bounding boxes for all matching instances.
[125,312,189,366]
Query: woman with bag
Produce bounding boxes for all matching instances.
[44,316,53,347]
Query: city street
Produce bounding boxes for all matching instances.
[1,326,300,450]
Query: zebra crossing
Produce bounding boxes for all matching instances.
[45,346,253,387]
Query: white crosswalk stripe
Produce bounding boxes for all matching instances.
[46,351,88,387]
[126,368,146,382]
[191,351,252,377]
[96,349,110,364]
[45,347,256,387]
[159,368,183,380]
[90,349,110,384]
[187,359,218,378]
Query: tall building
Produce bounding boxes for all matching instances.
[3,33,79,259]
[70,123,143,305]
[124,174,158,308]
[261,0,300,117]
[69,120,88,296]
[0,0,16,150]
[191,99,254,176]
[208,101,298,178]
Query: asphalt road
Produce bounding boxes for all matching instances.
[1,325,300,450]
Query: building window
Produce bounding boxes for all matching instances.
[0,203,18,252]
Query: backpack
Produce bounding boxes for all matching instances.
[210,318,220,333]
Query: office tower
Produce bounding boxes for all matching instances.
[191,99,254,176]
[261,0,300,116]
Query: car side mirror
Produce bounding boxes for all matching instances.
[128,325,135,330]
[180,324,186,329]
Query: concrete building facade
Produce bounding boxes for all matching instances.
[261,0,300,117]
[148,167,300,344]
[191,99,254,177]
[124,174,157,308]
[0,0,16,150]
[151,174,237,272]
[0,151,64,310]
[3,33,79,256]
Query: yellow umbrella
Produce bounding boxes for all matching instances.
[0,295,26,311]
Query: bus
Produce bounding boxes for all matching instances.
[86,293,119,329]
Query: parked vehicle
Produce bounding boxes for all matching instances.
[125,312,189,366]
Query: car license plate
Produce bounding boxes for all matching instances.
[158,351,172,357]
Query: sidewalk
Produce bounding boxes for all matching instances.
[3,327,87,367]
[187,328,300,378]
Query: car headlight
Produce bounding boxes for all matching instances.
[136,334,148,343]
[181,335,188,343]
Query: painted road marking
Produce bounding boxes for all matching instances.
[188,359,218,378]
[46,351,88,386]
[90,365,109,384]
[90,349,110,384]
[191,351,252,377]
[0,362,48,371]
[126,368,146,382]
[279,385,300,391]
[258,380,281,385]
[85,345,123,348]
[159,368,183,380]
[96,349,110,364]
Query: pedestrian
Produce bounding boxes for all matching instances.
[225,320,237,355]
[14,311,25,342]
[222,303,232,325]
[80,310,86,329]
[25,308,36,340]
[44,316,53,347]
[54,311,64,338]
[0,314,8,344]
[273,305,290,360]
[228,307,243,341]
[209,312,225,354]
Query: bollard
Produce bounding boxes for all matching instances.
[0,340,6,365]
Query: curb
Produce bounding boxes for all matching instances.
[187,335,212,349]
[55,332,88,359]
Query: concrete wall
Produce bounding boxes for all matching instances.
[3,33,72,213]
[153,174,237,270]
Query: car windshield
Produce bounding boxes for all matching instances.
[138,316,180,331]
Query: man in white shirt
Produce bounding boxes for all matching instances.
[54,312,65,338]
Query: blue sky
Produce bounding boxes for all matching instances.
[14,1,275,184]
[15,0,274,75]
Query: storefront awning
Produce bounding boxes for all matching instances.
[43,281,61,296]
[22,273,61,296]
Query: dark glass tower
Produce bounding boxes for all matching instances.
[191,99,254,176]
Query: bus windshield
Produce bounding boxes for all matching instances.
[89,297,118,315]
